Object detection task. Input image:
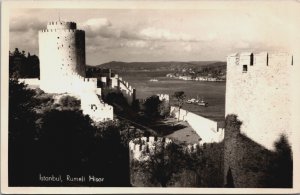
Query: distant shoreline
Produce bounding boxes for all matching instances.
[166,74,226,82]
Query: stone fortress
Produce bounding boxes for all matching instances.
[223,51,296,187]
[226,52,294,150]
[21,21,136,122]
[19,20,295,187]
[129,52,296,187]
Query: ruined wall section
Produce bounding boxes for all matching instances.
[226,52,294,150]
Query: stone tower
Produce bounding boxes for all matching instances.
[39,21,86,93]
[37,21,114,121]
[225,52,294,150]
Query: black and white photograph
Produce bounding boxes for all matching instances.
[1,0,300,194]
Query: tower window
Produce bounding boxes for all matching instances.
[57,37,59,39]
[291,56,293,66]
[267,53,269,66]
[243,65,248,72]
[250,53,254,65]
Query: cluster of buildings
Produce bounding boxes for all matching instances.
[166,73,225,82]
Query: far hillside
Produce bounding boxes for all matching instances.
[86,61,226,73]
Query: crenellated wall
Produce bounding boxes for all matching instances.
[170,106,224,143]
[117,77,136,104]
[226,52,294,150]
[157,94,170,102]
[129,137,172,161]
[129,137,224,187]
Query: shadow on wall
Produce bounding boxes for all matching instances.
[224,114,293,188]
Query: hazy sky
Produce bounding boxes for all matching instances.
[9,7,300,65]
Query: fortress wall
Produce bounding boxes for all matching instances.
[157,94,170,102]
[226,52,294,150]
[117,78,136,104]
[110,77,118,88]
[129,137,224,187]
[18,78,40,88]
[80,92,113,121]
[170,106,224,143]
[129,137,172,161]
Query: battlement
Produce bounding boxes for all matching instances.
[129,136,210,160]
[184,141,203,154]
[129,137,172,161]
[157,94,170,102]
[226,51,294,151]
[46,21,77,30]
[227,52,293,69]
[39,29,79,33]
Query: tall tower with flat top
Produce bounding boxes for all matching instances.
[37,21,113,121]
[39,21,86,93]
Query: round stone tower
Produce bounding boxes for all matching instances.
[39,21,86,93]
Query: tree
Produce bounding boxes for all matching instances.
[267,134,293,187]
[38,109,94,174]
[143,95,162,119]
[131,99,140,112]
[159,99,170,118]
[8,79,133,186]
[58,95,81,110]
[9,79,39,185]
[133,142,185,187]
[9,79,38,140]
[9,48,40,78]
[173,91,186,121]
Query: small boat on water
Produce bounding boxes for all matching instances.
[186,98,197,104]
[186,96,208,107]
[149,78,159,82]
[198,99,208,107]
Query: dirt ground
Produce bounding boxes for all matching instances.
[153,117,201,144]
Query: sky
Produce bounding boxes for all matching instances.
[9,7,300,65]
